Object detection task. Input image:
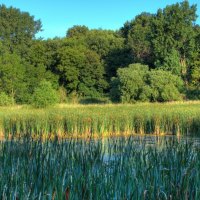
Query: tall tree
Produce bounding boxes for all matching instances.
[121,13,154,65]
[66,25,89,38]
[65,27,128,82]
[0,4,42,55]
[22,40,59,102]
[56,45,107,97]
[0,51,26,102]
[151,1,197,76]
[84,29,128,80]
[189,25,200,88]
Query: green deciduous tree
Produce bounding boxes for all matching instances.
[160,49,182,76]
[66,25,89,38]
[120,1,198,82]
[0,52,26,102]
[190,52,200,88]
[85,30,124,58]
[84,29,128,80]
[151,1,197,76]
[0,4,42,55]
[24,40,59,100]
[78,49,108,97]
[23,64,58,103]
[56,46,84,93]
[56,45,107,97]
[121,13,154,65]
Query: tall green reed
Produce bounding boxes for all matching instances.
[0,102,199,138]
[0,136,200,199]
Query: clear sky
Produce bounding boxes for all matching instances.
[1,0,200,39]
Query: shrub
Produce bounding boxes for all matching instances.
[0,92,14,106]
[111,63,149,103]
[110,64,184,103]
[31,81,59,108]
[57,86,67,103]
[148,70,184,102]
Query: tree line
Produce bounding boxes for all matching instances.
[0,1,199,105]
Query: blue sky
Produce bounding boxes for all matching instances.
[1,0,200,39]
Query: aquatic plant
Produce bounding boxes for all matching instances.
[0,136,200,199]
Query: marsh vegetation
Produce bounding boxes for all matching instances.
[0,102,199,139]
[1,136,200,199]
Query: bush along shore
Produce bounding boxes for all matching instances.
[0,102,200,139]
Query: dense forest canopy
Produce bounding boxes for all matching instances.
[0,1,199,105]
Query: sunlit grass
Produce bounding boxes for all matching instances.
[0,101,199,138]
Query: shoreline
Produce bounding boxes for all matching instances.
[0,132,192,142]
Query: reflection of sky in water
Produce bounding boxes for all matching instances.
[101,135,200,162]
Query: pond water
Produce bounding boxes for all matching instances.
[1,134,200,199]
[101,135,200,147]
[101,135,200,162]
